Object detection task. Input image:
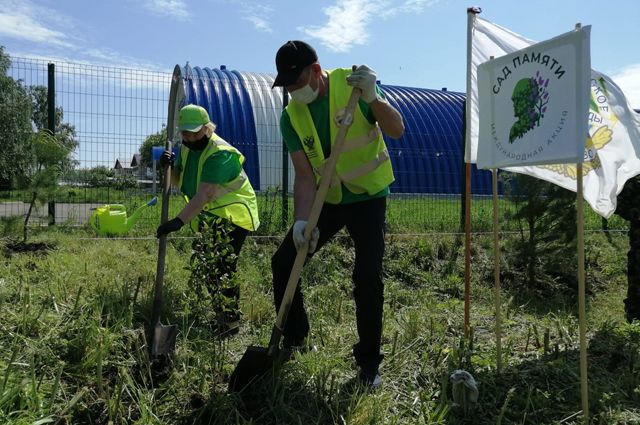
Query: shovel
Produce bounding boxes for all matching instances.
[228,87,362,392]
[149,138,178,356]
[149,66,181,356]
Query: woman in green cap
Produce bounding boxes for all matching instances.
[157,104,260,335]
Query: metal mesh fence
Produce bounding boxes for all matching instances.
[3,57,171,228]
[0,56,626,236]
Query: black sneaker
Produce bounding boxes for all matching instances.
[358,369,382,389]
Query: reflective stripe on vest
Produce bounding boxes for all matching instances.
[181,169,247,209]
[179,133,260,231]
[286,68,394,204]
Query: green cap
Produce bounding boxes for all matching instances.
[178,104,210,132]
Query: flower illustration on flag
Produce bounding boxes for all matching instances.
[538,79,615,178]
[538,126,612,178]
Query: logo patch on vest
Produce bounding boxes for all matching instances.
[303,136,317,158]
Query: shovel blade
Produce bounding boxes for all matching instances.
[151,324,177,356]
[228,346,274,393]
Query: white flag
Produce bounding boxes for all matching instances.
[468,16,640,218]
[477,27,591,169]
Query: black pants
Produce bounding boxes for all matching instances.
[271,197,386,373]
[217,223,249,278]
[626,219,640,322]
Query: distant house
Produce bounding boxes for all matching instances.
[113,155,153,180]
[131,154,142,169]
[114,158,125,171]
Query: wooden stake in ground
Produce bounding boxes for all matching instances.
[463,6,482,338]
[491,167,502,374]
[574,22,589,425]
[576,162,589,423]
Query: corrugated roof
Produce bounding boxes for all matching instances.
[173,65,495,194]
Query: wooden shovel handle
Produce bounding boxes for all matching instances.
[267,88,362,355]
[151,140,172,330]
[150,65,180,335]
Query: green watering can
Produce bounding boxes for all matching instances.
[89,197,158,236]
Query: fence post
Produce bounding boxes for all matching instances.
[281,87,289,230]
[47,63,56,226]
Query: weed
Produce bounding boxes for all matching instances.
[0,229,638,424]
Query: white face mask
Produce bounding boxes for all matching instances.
[290,72,319,104]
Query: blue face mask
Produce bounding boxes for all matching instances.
[290,72,319,104]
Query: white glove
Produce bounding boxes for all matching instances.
[346,64,379,103]
[292,220,320,253]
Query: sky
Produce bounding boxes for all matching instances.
[1,0,639,108]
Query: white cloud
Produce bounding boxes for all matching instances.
[243,15,272,33]
[382,0,441,16]
[10,49,171,78]
[141,0,190,21]
[301,0,440,52]
[300,0,385,53]
[82,48,171,73]
[611,64,640,110]
[0,0,74,48]
[232,1,273,33]
[1,0,169,74]
[400,0,441,12]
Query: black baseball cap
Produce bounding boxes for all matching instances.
[272,40,318,88]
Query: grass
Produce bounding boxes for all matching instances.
[0,223,639,424]
[2,187,627,237]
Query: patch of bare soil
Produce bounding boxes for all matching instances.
[3,240,56,257]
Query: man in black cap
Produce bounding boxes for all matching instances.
[270,40,404,389]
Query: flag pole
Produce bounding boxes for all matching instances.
[464,164,471,339]
[491,167,502,374]
[577,162,588,423]
[464,6,481,338]
[487,53,502,374]
[573,22,589,424]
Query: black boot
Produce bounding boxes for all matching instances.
[624,298,640,324]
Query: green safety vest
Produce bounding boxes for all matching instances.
[179,133,260,231]
[286,67,394,204]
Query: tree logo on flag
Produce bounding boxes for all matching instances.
[509,71,550,143]
[476,27,591,169]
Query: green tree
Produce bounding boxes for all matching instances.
[79,165,115,187]
[28,85,78,172]
[503,172,577,288]
[19,129,73,242]
[139,126,167,169]
[0,48,78,190]
[0,46,34,188]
